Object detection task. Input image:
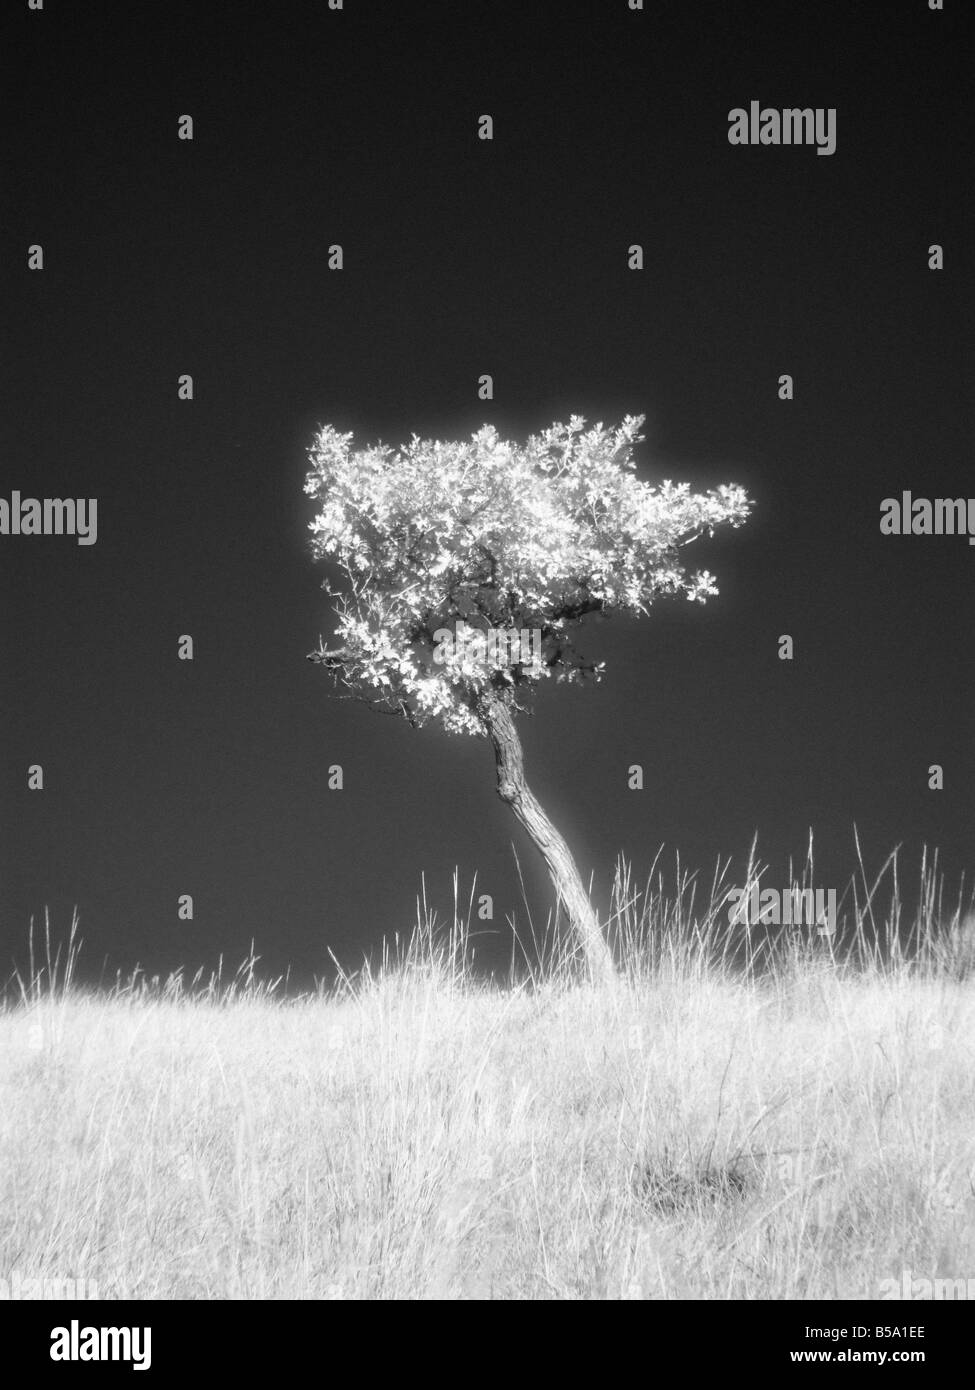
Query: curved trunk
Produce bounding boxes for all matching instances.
[477,691,615,983]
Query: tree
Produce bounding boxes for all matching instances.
[304,415,750,981]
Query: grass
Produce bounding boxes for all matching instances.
[1,841,974,1300]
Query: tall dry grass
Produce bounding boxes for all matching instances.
[1,841,974,1299]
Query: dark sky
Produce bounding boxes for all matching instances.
[2,0,972,987]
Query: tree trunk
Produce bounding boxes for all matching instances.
[477,691,616,983]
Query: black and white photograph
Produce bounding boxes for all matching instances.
[2,0,973,1349]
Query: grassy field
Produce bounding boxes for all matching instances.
[2,849,974,1300]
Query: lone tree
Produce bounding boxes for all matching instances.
[305,415,750,982]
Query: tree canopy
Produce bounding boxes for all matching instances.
[305,415,750,734]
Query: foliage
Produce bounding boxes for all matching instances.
[305,416,750,733]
